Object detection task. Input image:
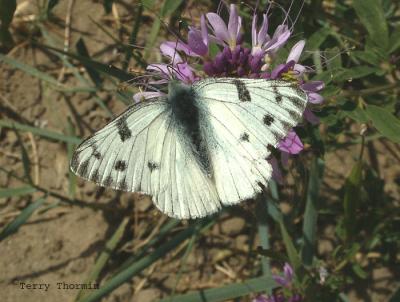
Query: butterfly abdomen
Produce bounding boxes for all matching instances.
[168,81,211,174]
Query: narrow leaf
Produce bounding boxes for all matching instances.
[0,186,37,199]
[301,158,325,267]
[0,0,16,46]
[0,195,46,241]
[352,0,389,51]
[365,105,400,144]
[0,120,81,144]
[343,161,363,241]
[157,276,276,302]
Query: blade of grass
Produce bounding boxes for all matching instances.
[157,276,276,302]
[301,158,325,267]
[76,217,130,301]
[256,194,271,286]
[143,0,184,60]
[0,186,37,198]
[0,54,96,92]
[38,44,132,82]
[66,118,77,199]
[0,0,16,47]
[0,120,81,144]
[115,218,180,273]
[123,5,145,70]
[78,218,214,302]
[0,195,46,241]
[266,186,301,272]
[14,129,33,184]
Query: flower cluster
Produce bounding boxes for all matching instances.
[254,263,303,302]
[134,3,324,180]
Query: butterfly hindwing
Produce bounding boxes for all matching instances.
[193,78,307,206]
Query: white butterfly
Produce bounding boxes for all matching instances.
[70,78,307,219]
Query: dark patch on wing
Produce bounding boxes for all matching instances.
[116,115,132,142]
[115,160,127,171]
[91,168,100,183]
[104,175,113,186]
[232,79,251,102]
[267,144,275,153]
[78,159,90,176]
[147,161,159,172]
[289,96,305,110]
[281,120,292,132]
[271,131,280,141]
[119,178,128,191]
[240,132,250,142]
[92,146,101,159]
[276,95,283,103]
[70,151,81,171]
[263,114,275,126]
[287,109,302,121]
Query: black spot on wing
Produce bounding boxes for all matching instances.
[70,151,81,171]
[119,178,128,191]
[92,146,101,159]
[263,114,275,126]
[115,160,127,171]
[147,161,159,172]
[91,168,100,183]
[281,120,292,132]
[232,79,251,102]
[287,108,302,121]
[104,175,113,186]
[78,159,90,176]
[289,96,305,110]
[240,132,250,142]
[267,144,275,153]
[276,95,283,103]
[116,116,132,142]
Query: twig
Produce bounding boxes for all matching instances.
[341,83,399,97]
[27,132,40,185]
[58,0,75,82]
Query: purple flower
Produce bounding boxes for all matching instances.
[147,42,198,84]
[273,262,294,287]
[301,81,324,104]
[251,12,291,56]
[206,4,242,50]
[278,130,304,155]
[133,91,165,103]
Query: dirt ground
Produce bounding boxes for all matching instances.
[1,1,399,302]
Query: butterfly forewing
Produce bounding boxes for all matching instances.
[193,78,307,206]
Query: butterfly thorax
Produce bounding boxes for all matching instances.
[168,81,211,174]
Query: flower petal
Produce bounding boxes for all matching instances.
[257,14,269,46]
[206,12,229,43]
[227,4,239,41]
[307,92,324,104]
[303,108,320,124]
[273,275,290,287]
[283,263,294,281]
[287,40,305,63]
[301,81,325,92]
[188,29,208,56]
[278,130,303,154]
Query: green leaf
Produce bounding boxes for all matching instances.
[343,161,363,241]
[352,0,389,51]
[39,44,132,82]
[0,119,81,144]
[0,186,37,199]
[143,0,184,59]
[389,28,400,54]
[301,158,325,267]
[157,276,276,302]
[365,105,400,144]
[0,0,16,47]
[0,195,46,241]
[352,263,368,279]
[256,195,271,283]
